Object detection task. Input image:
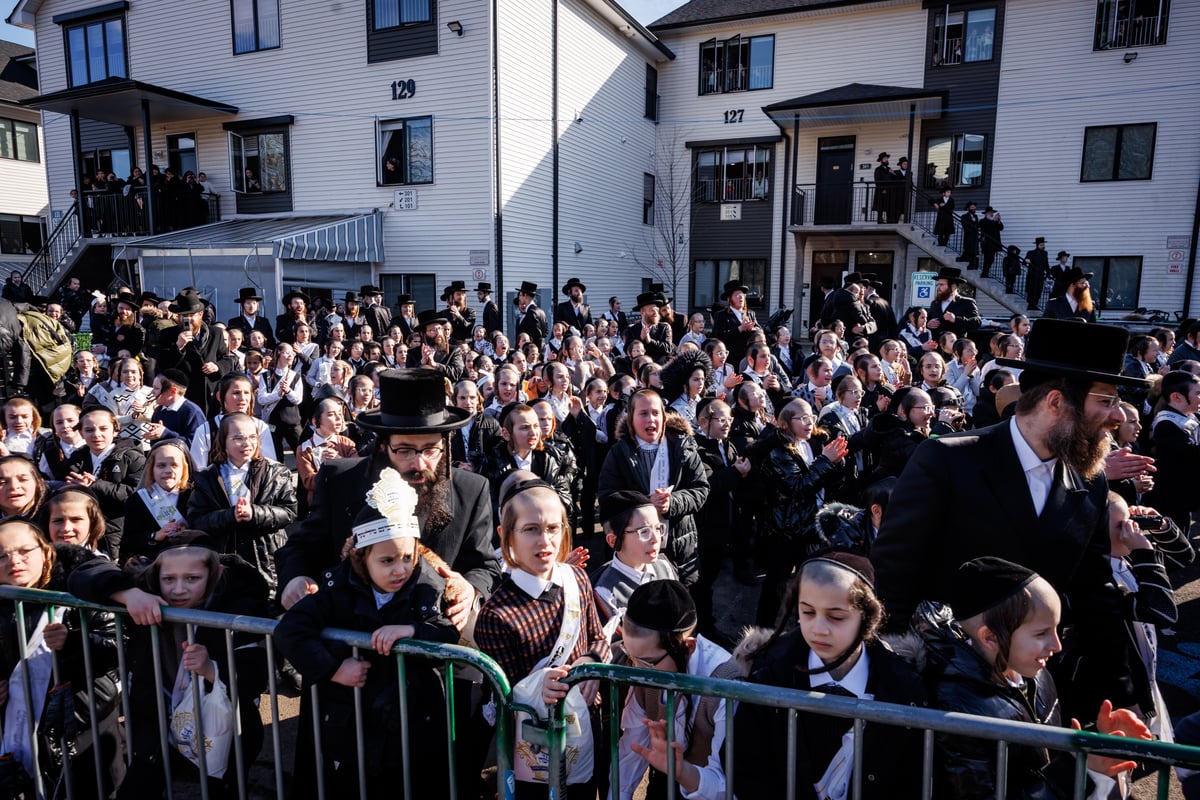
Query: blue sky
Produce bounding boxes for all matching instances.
[0,0,684,50]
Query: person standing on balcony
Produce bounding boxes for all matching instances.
[932,185,955,247]
[979,207,1004,278]
[872,152,893,223]
[1025,237,1050,311]
[890,156,913,223]
[926,267,981,339]
[959,201,980,271]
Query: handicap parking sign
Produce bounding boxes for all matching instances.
[910,271,938,308]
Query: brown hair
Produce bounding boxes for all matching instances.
[47,487,106,550]
[0,455,48,518]
[0,518,55,587]
[964,583,1043,682]
[143,546,223,608]
[138,440,193,491]
[208,412,262,465]
[497,485,573,570]
[2,397,41,432]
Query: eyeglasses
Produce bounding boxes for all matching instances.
[631,651,671,669]
[623,524,665,542]
[915,404,936,412]
[1087,392,1122,410]
[793,414,816,424]
[0,546,39,564]
[388,443,445,461]
[229,434,259,445]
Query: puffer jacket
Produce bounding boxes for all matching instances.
[477,438,576,523]
[0,298,29,402]
[187,458,298,597]
[803,502,873,556]
[275,558,456,782]
[860,411,926,482]
[917,603,1079,800]
[733,628,927,799]
[759,432,840,543]
[597,431,709,586]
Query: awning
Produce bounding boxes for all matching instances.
[23,78,237,127]
[128,213,385,263]
[762,83,946,128]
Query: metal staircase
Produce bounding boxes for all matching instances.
[21,203,85,296]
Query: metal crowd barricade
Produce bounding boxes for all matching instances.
[0,585,516,800]
[547,662,1200,800]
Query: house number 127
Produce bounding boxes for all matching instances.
[391,79,417,100]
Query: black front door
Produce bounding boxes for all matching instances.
[815,136,855,225]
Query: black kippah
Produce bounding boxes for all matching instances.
[804,548,875,588]
[950,556,1038,620]
[598,489,654,525]
[158,529,221,553]
[498,477,553,508]
[625,580,697,633]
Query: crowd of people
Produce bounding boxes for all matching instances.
[73,165,218,236]
[0,267,1197,799]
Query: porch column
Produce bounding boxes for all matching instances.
[141,99,156,235]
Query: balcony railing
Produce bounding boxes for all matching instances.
[695,177,770,203]
[80,190,220,238]
[1094,7,1168,49]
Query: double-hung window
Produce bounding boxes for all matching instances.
[698,35,773,95]
[374,0,431,28]
[925,134,986,188]
[1081,123,1155,182]
[643,174,655,225]
[377,117,433,185]
[1073,256,1141,311]
[229,131,288,193]
[0,119,39,163]
[1094,0,1169,50]
[63,14,126,87]
[932,6,995,65]
[232,0,280,54]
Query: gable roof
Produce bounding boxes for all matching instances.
[763,82,941,111]
[650,0,885,30]
[0,40,37,106]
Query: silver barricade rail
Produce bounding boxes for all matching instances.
[547,662,1200,800]
[0,586,515,800]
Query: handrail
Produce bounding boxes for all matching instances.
[22,202,81,294]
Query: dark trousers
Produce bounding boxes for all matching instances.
[755,535,802,628]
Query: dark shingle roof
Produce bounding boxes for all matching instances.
[0,40,37,106]
[650,0,878,30]
[763,82,938,111]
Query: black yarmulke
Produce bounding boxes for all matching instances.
[804,548,875,588]
[950,556,1038,620]
[598,489,654,525]
[625,579,697,632]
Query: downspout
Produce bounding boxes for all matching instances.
[492,0,505,330]
[551,0,560,309]
[776,134,790,310]
[141,99,155,235]
[69,111,83,210]
[906,103,916,168]
[790,117,800,317]
[1184,171,1200,318]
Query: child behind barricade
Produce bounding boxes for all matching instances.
[475,478,610,799]
[64,406,145,557]
[592,489,677,628]
[275,469,457,798]
[2,397,48,458]
[923,556,1151,799]
[45,485,108,556]
[1055,494,1190,742]
[734,551,926,799]
[68,530,270,800]
[613,580,741,800]
[121,438,194,563]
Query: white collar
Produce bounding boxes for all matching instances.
[165,394,187,412]
[608,553,658,584]
[242,313,258,325]
[807,647,871,697]
[222,460,250,476]
[1066,294,1079,312]
[90,444,116,471]
[511,566,564,599]
[513,450,533,470]
[1010,416,1056,475]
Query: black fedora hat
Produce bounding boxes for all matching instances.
[282,290,310,306]
[114,289,140,311]
[360,284,382,296]
[720,279,749,300]
[984,206,997,214]
[235,287,263,304]
[1061,266,1094,285]
[475,282,492,293]
[995,318,1146,388]
[897,156,909,165]
[634,291,663,311]
[343,291,360,304]
[355,368,470,434]
[1034,236,1046,245]
[397,293,414,305]
[168,290,205,315]
[517,281,539,296]
[843,272,864,286]
[417,308,448,329]
[561,277,587,294]
[138,291,162,306]
[876,152,890,162]
[935,267,967,284]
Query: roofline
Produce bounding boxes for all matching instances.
[23,78,238,115]
[580,0,676,60]
[649,0,898,33]
[6,0,39,30]
[762,87,947,113]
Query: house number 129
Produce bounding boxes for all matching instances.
[391,79,417,100]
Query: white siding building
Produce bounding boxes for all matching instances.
[0,40,48,267]
[8,0,672,331]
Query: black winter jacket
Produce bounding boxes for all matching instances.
[187,458,298,595]
[121,487,193,563]
[65,438,146,558]
[478,439,576,524]
[0,298,29,402]
[759,431,841,543]
[860,411,926,482]
[275,558,457,777]
[597,432,709,586]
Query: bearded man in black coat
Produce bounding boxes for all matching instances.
[156,289,232,416]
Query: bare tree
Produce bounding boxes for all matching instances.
[627,127,693,305]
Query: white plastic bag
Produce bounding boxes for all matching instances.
[169,663,235,778]
[511,668,594,785]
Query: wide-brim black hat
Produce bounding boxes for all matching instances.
[984,207,997,214]
[935,267,967,284]
[843,272,864,286]
[1061,267,1094,284]
[476,282,492,293]
[236,287,263,303]
[417,308,448,328]
[1034,237,1046,244]
[168,290,205,315]
[139,291,162,305]
[282,290,310,306]
[719,279,749,300]
[343,291,360,304]
[562,277,587,294]
[518,280,539,296]
[360,284,382,296]
[397,293,414,305]
[876,152,890,162]
[634,291,663,310]
[995,318,1147,388]
[355,368,470,434]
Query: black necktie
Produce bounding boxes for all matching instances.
[817,683,855,698]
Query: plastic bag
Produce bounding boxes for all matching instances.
[169,663,235,778]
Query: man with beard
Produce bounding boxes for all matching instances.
[360,284,392,339]
[442,280,476,342]
[477,282,501,335]
[711,279,759,359]
[405,308,465,381]
[275,368,500,799]
[1043,267,1097,323]
[553,276,591,336]
[925,266,981,338]
[1049,249,1073,300]
[979,206,1004,278]
[624,291,675,363]
[820,272,876,341]
[871,319,1146,634]
[276,290,313,344]
[514,280,548,347]
[156,289,232,416]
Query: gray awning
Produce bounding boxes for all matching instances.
[762,83,946,128]
[129,213,385,263]
[23,78,237,127]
